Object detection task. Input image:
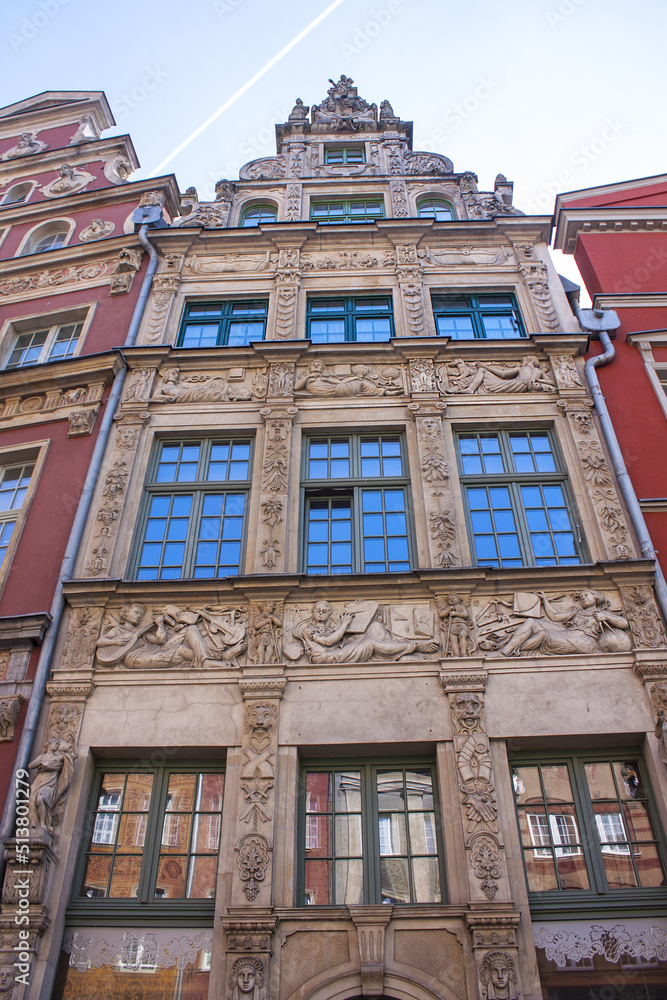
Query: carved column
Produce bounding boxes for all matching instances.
[1,683,91,990]
[557,399,633,559]
[408,402,459,568]
[83,410,150,578]
[224,680,285,997]
[255,406,297,574]
[395,246,427,336]
[439,672,511,903]
[143,271,181,344]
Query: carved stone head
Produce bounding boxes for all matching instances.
[228,956,264,1000]
[248,703,276,735]
[480,951,519,1000]
[452,692,483,733]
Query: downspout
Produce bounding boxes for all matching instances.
[577,305,667,623]
[0,221,159,881]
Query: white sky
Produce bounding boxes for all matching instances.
[3,0,665,295]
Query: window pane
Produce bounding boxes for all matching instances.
[48,323,82,361]
[380,856,410,903]
[187,855,217,898]
[305,859,332,904]
[411,856,442,901]
[335,859,363,903]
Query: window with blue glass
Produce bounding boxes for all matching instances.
[457,430,583,568]
[134,439,252,580]
[177,301,268,348]
[417,197,455,221]
[307,297,393,343]
[240,203,277,226]
[310,198,384,224]
[302,434,411,574]
[432,294,525,339]
[323,146,365,164]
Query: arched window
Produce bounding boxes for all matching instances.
[417,197,455,221]
[241,203,277,227]
[19,220,72,255]
[1,182,34,207]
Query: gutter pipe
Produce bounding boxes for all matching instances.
[578,305,667,624]
[0,222,159,881]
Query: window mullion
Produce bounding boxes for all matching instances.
[366,765,379,904]
[352,488,362,574]
[183,490,205,578]
[571,759,608,894]
[510,480,536,567]
[137,767,164,903]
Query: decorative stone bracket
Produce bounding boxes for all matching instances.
[349,905,393,997]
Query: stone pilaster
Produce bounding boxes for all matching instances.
[408,401,459,568]
[255,406,297,574]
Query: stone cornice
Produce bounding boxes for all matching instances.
[0,92,115,135]
[0,351,122,400]
[0,135,140,189]
[0,234,142,280]
[553,206,667,253]
[0,612,51,648]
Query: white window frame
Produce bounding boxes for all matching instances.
[0,304,94,371]
[527,811,582,857]
[0,441,49,598]
[92,792,121,845]
[1,181,38,208]
[595,811,631,855]
[16,217,75,256]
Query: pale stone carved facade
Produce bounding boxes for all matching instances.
[17,80,667,1000]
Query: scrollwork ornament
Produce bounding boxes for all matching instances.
[470,833,502,899]
[236,834,270,900]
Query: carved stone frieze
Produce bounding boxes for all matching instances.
[474,589,631,657]
[223,915,276,953]
[300,249,393,271]
[124,367,154,402]
[552,354,582,389]
[436,595,476,656]
[178,203,231,227]
[95,603,248,669]
[0,262,108,299]
[283,599,438,664]
[249,602,283,664]
[0,696,24,742]
[419,246,513,267]
[151,366,265,403]
[268,362,295,398]
[438,357,556,394]
[185,253,271,274]
[62,607,103,669]
[295,359,403,397]
[0,380,104,427]
[409,358,436,393]
[465,914,519,951]
[621,586,667,648]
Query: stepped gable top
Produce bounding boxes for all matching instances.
[276,74,414,146]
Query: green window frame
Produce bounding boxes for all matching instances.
[456,429,583,568]
[511,750,667,917]
[417,197,455,221]
[177,300,268,348]
[323,145,366,165]
[302,434,412,574]
[70,763,225,920]
[310,198,384,224]
[307,296,394,343]
[240,203,277,226]
[300,759,444,905]
[432,293,525,339]
[133,438,252,580]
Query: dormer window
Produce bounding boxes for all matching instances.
[324,146,365,165]
[241,203,277,227]
[310,198,384,224]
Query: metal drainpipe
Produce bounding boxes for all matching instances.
[582,323,667,623]
[0,223,159,882]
